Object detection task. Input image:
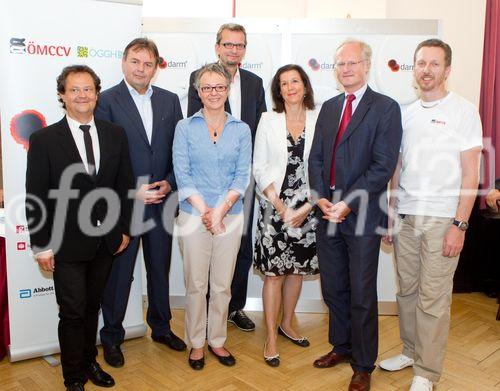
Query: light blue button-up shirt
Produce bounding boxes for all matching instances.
[125,80,153,143]
[173,110,252,215]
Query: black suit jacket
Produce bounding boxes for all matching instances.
[95,80,182,190]
[308,86,402,235]
[26,117,135,261]
[187,67,266,137]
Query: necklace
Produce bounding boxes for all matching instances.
[206,116,226,144]
[419,92,449,109]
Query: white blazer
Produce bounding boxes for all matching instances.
[253,108,319,201]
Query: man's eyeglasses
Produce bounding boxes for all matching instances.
[334,59,367,69]
[220,42,246,50]
[200,85,228,93]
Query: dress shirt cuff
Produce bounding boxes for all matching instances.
[34,249,54,259]
[178,187,200,202]
[229,182,248,197]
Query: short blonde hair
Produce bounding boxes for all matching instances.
[216,23,247,45]
[193,62,232,91]
[335,39,372,62]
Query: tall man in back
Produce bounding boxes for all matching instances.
[26,65,134,390]
[308,39,402,391]
[188,23,266,331]
[379,39,482,391]
[95,38,186,368]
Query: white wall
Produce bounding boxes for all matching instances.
[385,0,486,106]
[234,0,486,105]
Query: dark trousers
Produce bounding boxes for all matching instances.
[229,181,256,313]
[100,214,173,346]
[317,223,380,373]
[53,243,114,386]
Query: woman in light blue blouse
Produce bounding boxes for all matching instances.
[173,63,252,371]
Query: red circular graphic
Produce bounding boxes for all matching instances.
[159,56,167,69]
[10,110,47,150]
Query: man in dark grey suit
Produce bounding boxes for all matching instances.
[187,24,266,331]
[308,39,402,391]
[95,38,185,368]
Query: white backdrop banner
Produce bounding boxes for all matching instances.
[0,0,143,362]
[142,17,440,311]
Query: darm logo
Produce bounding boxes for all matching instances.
[241,61,263,70]
[387,59,414,72]
[159,58,188,69]
[307,58,335,71]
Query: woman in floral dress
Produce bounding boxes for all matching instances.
[253,64,319,367]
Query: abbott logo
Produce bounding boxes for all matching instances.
[19,289,32,299]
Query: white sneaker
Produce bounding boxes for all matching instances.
[379,354,414,371]
[409,375,433,391]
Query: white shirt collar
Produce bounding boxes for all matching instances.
[66,115,95,129]
[345,83,368,101]
[124,79,153,98]
[232,68,240,83]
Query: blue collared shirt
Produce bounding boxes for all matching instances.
[125,80,153,143]
[173,110,252,215]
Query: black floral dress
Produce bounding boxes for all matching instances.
[253,130,318,277]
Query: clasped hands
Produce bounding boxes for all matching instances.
[277,203,312,228]
[317,198,351,223]
[137,180,171,205]
[201,206,226,235]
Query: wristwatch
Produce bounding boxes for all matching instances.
[452,219,469,231]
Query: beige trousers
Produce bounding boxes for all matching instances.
[176,211,244,349]
[393,214,459,382]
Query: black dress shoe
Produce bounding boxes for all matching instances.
[152,331,187,351]
[208,345,236,366]
[103,344,124,368]
[228,310,255,331]
[66,383,85,391]
[188,349,205,370]
[263,343,280,367]
[278,326,310,347]
[86,361,115,388]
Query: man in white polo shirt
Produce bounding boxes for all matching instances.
[380,39,483,391]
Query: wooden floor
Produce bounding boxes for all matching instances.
[1,293,499,390]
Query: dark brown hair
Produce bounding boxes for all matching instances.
[56,65,101,108]
[414,39,452,66]
[123,37,160,66]
[271,64,315,113]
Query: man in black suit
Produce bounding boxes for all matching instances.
[26,65,135,391]
[308,40,402,391]
[187,23,266,331]
[95,38,185,367]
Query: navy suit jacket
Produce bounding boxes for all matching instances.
[95,80,183,190]
[187,67,266,138]
[308,86,402,235]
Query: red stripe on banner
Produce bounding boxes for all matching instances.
[232,0,236,17]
